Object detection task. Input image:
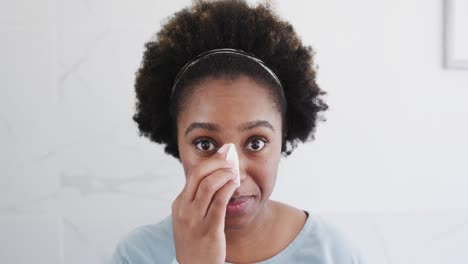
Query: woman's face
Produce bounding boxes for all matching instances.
[176,75,283,229]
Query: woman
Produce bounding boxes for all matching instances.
[111,0,364,263]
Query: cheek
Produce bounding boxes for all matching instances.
[247,154,280,190]
[178,143,199,180]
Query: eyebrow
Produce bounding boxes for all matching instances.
[184,120,275,136]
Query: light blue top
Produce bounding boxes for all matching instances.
[110,211,365,264]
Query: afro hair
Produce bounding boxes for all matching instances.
[132,0,328,159]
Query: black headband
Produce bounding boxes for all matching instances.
[170,48,284,99]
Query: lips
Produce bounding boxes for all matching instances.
[228,195,252,204]
[226,195,252,215]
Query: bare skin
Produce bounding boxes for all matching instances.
[172,75,307,263]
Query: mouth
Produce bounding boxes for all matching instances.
[226,195,253,215]
[228,195,252,205]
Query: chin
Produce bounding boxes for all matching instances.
[224,197,262,230]
[224,215,252,230]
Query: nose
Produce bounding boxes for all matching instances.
[235,146,247,184]
[225,143,247,185]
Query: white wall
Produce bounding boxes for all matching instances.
[1,0,467,263]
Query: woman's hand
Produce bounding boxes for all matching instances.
[172,144,239,264]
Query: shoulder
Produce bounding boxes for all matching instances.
[109,215,176,264]
[298,212,366,264]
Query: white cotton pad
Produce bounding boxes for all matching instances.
[225,143,240,186]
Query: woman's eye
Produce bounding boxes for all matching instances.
[246,138,266,151]
[195,139,215,151]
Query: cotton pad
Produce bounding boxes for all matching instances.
[225,143,240,186]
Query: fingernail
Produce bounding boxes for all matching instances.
[231,176,240,186]
[229,168,238,175]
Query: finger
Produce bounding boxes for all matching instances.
[205,179,238,225]
[192,168,238,215]
[181,147,232,202]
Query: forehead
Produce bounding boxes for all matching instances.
[177,76,281,128]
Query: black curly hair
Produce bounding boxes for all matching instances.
[133,0,328,159]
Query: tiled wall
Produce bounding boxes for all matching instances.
[1,0,467,263]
